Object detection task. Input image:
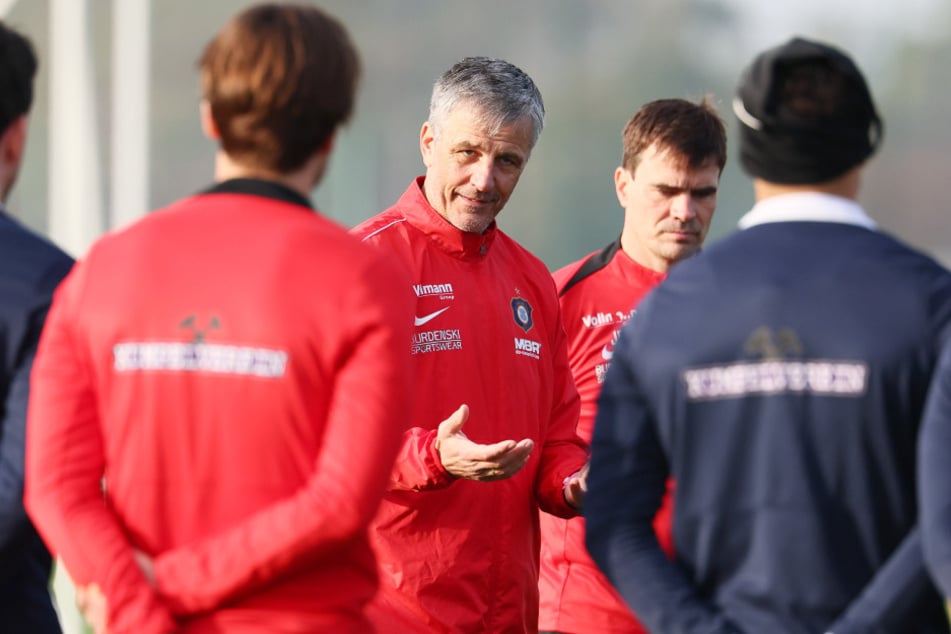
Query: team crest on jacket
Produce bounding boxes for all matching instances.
[511,297,533,332]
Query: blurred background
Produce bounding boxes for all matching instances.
[3,1,950,632]
[4,0,951,273]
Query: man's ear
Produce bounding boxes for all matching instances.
[419,121,435,168]
[614,166,631,208]
[0,115,28,168]
[317,131,336,158]
[199,100,220,140]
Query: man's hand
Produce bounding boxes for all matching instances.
[76,583,108,634]
[563,462,589,510]
[435,404,534,481]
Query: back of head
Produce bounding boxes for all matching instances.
[429,56,545,148]
[0,21,37,135]
[200,3,359,173]
[733,37,882,184]
[621,97,727,173]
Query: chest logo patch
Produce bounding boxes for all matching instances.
[511,297,534,333]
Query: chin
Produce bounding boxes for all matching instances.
[450,212,492,234]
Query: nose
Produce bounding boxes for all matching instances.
[469,159,496,192]
[669,193,697,222]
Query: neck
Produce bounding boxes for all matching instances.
[618,233,674,275]
[753,167,861,202]
[214,151,325,200]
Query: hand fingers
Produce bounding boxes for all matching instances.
[437,404,470,439]
[474,437,535,462]
[477,440,535,480]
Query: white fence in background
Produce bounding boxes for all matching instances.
[3,1,152,632]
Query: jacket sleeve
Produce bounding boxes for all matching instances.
[24,266,179,634]
[921,341,951,601]
[0,310,37,562]
[534,293,588,519]
[0,258,71,569]
[827,527,943,634]
[0,318,41,573]
[386,427,456,492]
[585,328,744,634]
[148,260,415,614]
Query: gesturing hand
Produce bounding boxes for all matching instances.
[435,404,534,481]
[563,461,589,510]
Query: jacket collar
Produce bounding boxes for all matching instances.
[202,178,314,210]
[396,176,497,261]
[738,192,876,230]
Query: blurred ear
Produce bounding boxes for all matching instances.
[317,131,336,158]
[1,115,28,168]
[199,100,220,140]
[419,121,435,168]
[614,166,631,208]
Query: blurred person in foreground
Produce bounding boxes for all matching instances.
[539,97,726,634]
[0,19,72,634]
[586,36,951,634]
[24,4,414,633]
[352,56,589,633]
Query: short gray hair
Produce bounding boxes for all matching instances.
[428,56,545,148]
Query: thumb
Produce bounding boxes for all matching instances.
[438,403,469,439]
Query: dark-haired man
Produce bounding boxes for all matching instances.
[586,37,951,634]
[540,97,726,634]
[25,4,413,633]
[0,19,72,634]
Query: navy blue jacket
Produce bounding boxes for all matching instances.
[920,303,951,598]
[0,209,72,632]
[587,206,951,634]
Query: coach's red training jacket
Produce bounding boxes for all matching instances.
[25,180,414,634]
[352,178,588,633]
[540,240,674,634]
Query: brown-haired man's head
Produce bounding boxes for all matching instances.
[199,3,360,175]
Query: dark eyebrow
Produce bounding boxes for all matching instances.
[655,184,718,196]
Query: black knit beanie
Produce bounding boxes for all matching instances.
[733,37,883,184]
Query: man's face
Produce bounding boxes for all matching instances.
[615,143,720,272]
[420,104,534,234]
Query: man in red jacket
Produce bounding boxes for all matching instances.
[25,4,413,634]
[352,57,589,633]
[540,98,726,634]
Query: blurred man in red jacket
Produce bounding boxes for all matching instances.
[25,4,414,633]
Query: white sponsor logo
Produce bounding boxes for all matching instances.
[113,342,288,378]
[414,283,455,298]
[581,312,614,328]
[682,360,868,400]
[414,306,450,326]
[601,325,625,361]
[582,308,636,329]
[514,337,542,359]
[412,329,462,355]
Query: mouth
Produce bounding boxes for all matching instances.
[666,230,698,241]
[455,192,498,208]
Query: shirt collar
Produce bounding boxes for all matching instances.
[201,178,314,210]
[738,192,876,230]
